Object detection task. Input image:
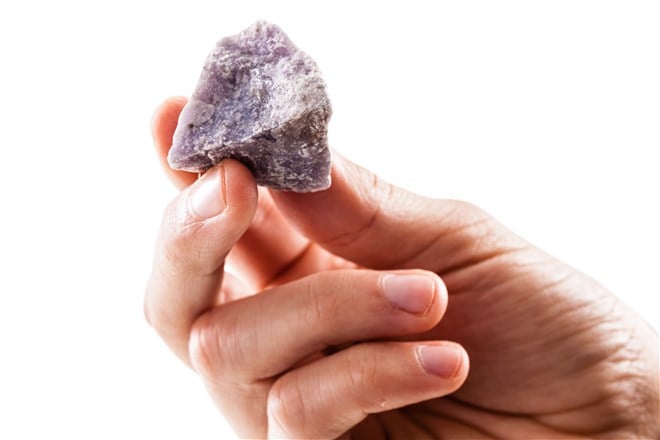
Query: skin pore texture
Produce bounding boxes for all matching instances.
[146,97,659,439]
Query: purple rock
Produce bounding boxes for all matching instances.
[168,21,332,192]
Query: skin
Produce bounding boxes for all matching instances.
[145,97,659,439]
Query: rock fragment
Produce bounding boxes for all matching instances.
[168,21,332,192]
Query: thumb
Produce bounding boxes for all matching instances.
[270,152,524,273]
[145,159,257,364]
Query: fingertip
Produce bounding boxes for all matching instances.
[379,270,447,319]
[221,159,258,215]
[267,151,379,244]
[432,272,449,318]
[416,270,449,325]
[417,342,470,384]
[151,96,188,138]
[151,96,197,189]
[186,159,258,224]
[451,344,470,387]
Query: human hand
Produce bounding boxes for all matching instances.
[146,97,659,439]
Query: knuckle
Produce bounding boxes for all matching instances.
[157,196,217,275]
[447,200,498,242]
[347,349,379,393]
[300,270,381,331]
[188,314,222,375]
[189,311,245,378]
[336,346,384,415]
[448,200,529,255]
[303,272,341,324]
[267,376,307,436]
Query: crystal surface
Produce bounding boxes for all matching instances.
[168,21,332,192]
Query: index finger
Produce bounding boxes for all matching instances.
[151,96,197,189]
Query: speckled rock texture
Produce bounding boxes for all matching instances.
[168,21,332,192]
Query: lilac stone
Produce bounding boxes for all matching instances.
[168,21,332,192]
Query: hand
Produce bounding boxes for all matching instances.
[146,97,659,439]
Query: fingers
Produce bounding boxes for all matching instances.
[144,159,258,364]
[188,268,450,438]
[189,269,447,381]
[267,341,469,439]
[271,151,528,273]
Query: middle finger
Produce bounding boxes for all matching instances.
[189,269,447,382]
[226,187,310,290]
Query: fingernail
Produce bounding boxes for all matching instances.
[417,345,463,378]
[190,165,226,218]
[382,274,436,314]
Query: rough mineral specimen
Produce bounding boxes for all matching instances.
[168,21,332,192]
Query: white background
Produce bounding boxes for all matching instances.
[0,1,658,438]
